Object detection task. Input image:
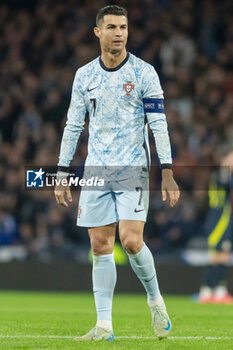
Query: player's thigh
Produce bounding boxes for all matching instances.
[77,189,117,227]
[115,177,149,222]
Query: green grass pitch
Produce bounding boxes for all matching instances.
[0,291,232,350]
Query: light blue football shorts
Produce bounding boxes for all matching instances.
[77,177,149,227]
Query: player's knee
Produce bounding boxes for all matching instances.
[90,236,113,255]
[121,235,142,254]
[91,240,107,255]
[210,251,231,265]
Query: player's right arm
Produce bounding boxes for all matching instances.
[54,171,73,207]
[55,69,87,207]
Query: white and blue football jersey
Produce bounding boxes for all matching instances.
[58,52,172,177]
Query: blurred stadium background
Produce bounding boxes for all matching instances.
[0,0,233,293]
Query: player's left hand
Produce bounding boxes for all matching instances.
[161,169,180,207]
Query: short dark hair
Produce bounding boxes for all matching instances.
[96,5,128,27]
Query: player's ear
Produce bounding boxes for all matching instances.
[94,27,100,39]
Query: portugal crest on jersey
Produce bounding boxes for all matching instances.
[123,81,134,96]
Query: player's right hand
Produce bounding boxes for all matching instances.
[54,183,72,207]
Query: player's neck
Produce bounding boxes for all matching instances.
[100,49,127,69]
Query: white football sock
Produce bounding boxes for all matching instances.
[96,320,113,332]
[214,285,228,297]
[92,253,116,327]
[127,243,161,300]
[147,295,164,308]
[199,286,213,298]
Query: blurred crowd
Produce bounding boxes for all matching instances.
[0,0,233,261]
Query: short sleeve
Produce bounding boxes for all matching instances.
[141,65,163,98]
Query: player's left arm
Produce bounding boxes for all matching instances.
[142,65,180,207]
[55,69,86,207]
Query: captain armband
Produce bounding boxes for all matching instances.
[143,98,164,113]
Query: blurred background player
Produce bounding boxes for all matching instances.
[199,148,233,304]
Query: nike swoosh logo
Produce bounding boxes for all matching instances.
[134,209,144,213]
[164,319,171,331]
[87,86,98,92]
[144,274,155,283]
